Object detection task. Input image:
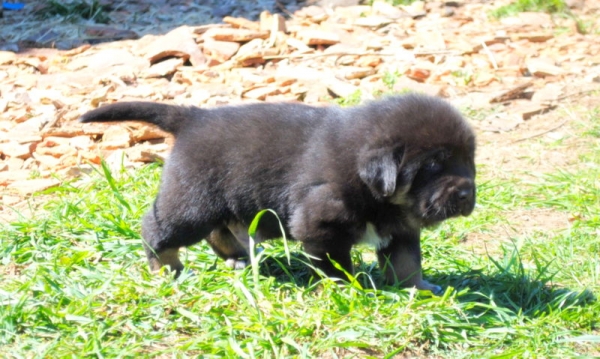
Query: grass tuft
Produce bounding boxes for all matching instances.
[489,0,567,19]
[1,113,599,356]
[36,0,110,24]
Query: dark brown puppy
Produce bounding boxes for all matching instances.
[80,94,476,294]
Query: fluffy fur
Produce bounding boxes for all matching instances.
[80,94,476,294]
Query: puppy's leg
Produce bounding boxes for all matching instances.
[302,241,354,281]
[377,233,442,294]
[142,210,184,275]
[206,226,249,269]
[141,202,216,277]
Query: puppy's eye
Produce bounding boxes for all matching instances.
[423,160,442,174]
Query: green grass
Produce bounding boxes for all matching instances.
[36,0,110,24]
[333,89,363,107]
[1,120,599,357]
[488,0,597,35]
[489,0,567,19]
[370,0,418,6]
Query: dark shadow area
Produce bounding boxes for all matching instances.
[430,269,597,318]
[252,248,597,320]
[257,250,317,288]
[0,0,307,51]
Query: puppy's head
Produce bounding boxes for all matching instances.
[357,94,476,227]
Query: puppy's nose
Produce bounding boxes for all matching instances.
[456,183,475,215]
[457,188,473,201]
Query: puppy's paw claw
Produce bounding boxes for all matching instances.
[416,280,443,296]
[430,285,444,296]
[225,258,248,270]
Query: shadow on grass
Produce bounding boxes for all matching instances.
[253,247,596,319]
[431,269,597,318]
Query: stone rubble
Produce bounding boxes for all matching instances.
[0,0,599,207]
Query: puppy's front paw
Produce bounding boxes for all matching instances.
[225,258,248,270]
[416,280,443,295]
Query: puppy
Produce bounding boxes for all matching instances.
[80,94,476,294]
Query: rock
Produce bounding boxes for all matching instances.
[223,16,260,30]
[203,39,241,62]
[1,195,21,206]
[144,26,206,67]
[489,81,533,103]
[501,12,552,27]
[33,153,61,170]
[68,49,147,72]
[355,55,382,68]
[36,143,76,158]
[514,33,554,43]
[316,0,360,8]
[143,58,184,78]
[69,136,94,150]
[276,77,297,87]
[0,51,16,65]
[511,102,550,120]
[565,0,584,8]
[372,1,408,19]
[17,57,48,74]
[43,126,85,138]
[125,144,169,163]
[243,86,281,100]
[84,26,138,41]
[100,126,132,149]
[260,11,286,33]
[0,170,32,186]
[7,108,30,124]
[296,6,328,23]
[0,142,34,159]
[127,123,170,142]
[415,30,446,51]
[405,66,431,82]
[354,16,393,28]
[90,85,114,107]
[7,178,61,195]
[105,149,136,174]
[77,151,102,165]
[326,78,360,98]
[118,84,157,99]
[15,135,43,144]
[61,164,95,178]
[337,67,376,80]
[234,39,278,67]
[400,1,427,18]
[203,28,269,42]
[531,83,563,105]
[4,157,25,171]
[285,38,312,53]
[10,116,46,136]
[296,29,340,46]
[473,71,497,87]
[527,59,565,77]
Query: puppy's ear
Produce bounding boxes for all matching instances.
[359,146,404,198]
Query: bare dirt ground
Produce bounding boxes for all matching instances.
[1,0,599,249]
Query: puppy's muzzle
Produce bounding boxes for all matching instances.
[455,180,475,216]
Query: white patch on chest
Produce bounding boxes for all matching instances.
[359,222,392,249]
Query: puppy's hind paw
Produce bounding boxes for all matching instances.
[225,258,248,270]
[416,280,444,296]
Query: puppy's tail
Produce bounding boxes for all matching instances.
[79,102,195,135]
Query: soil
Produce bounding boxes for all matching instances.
[1,0,599,250]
